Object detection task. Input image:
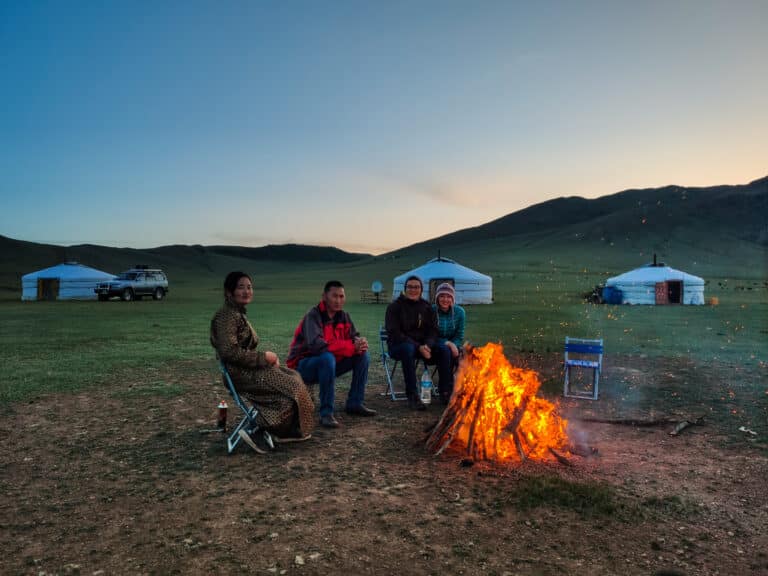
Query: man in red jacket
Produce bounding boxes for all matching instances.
[287,281,376,428]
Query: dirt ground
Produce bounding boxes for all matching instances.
[1,354,766,576]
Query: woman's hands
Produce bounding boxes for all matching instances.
[418,344,432,360]
[265,351,280,366]
[446,341,459,358]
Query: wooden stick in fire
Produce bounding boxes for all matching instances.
[428,404,470,454]
[434,427,457,456]
[464,388,487,457]
[425,395,471,451]
[513,430,528,462]
[548,447,572,466]
[426,366,484,452]
[505,396,530,434]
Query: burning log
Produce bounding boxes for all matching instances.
[576,415,705,436]
[576,417,681,427]
[465,388,486,459]
[426,343,569,463]
[548,447,572,466]
[513,430,527,462]
[669,421,691,436]
[568,443,599,457]
[669,416,705,436]
[577,416,704,428]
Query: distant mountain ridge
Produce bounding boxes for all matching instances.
[392,175,768,253]
[1,176,765,288]
[0,237,371,287]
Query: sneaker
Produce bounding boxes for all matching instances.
[320,414,341,428]
[238,428,273,454]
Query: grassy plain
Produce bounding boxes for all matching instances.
[1,246,767,575]
[1,251,765,405]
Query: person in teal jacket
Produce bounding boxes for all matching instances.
[432,283,466,373]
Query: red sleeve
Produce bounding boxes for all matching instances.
[327,338,356,358]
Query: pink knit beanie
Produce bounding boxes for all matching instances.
[435,282,455,302]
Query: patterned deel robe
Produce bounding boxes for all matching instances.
[210,300,315,437]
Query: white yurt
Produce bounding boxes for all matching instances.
[21,262,116,301]
[393,256,493,304]
[604,260,705,305]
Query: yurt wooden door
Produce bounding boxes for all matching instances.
[655,281,682,304]
[37,278,59,301]
[655,282,669,304]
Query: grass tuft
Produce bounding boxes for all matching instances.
[509,475,624,518]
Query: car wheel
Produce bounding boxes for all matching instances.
[121,288,134,302]
[153,288,165,301]
[98,295,108,301]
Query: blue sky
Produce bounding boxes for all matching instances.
[1,1,766,254]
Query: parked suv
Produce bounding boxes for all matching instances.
[95,266,169,301]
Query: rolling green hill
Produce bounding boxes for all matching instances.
[400,176,767,248]
[0,237,373,294]
[381,175,768,279]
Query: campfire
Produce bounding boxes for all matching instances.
[426,343,570,463]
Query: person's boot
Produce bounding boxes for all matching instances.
[408,395,427,411]
[320,414,341,428]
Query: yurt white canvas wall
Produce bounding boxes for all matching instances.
[605,263,705,305]
[393,257,493,304]
[21,262,116,301]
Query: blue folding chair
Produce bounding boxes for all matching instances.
[218,360,270,454]
[563,337,603,400]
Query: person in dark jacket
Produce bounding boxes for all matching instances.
[385,275,452,410]
[287,280,375,428]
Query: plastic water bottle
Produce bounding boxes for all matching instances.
[420,369,433,404]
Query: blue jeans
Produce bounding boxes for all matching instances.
[388,342,453,398]
[297,351,370,417]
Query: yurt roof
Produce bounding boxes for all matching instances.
[606,264,704,286]
[22,262,115,281]
[394,257,491,282]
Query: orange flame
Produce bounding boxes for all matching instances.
[440,343,569,462]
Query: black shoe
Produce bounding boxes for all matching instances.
[408,396,427,411]
[345,405,377,417]
[320,414,341,428]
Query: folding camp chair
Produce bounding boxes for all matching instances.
[218,360,272,453]
[379,325,430,401]
[563,337,603,400]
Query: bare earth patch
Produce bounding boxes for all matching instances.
[1,355,766,576]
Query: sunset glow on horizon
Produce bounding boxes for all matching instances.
[1,1,766,254]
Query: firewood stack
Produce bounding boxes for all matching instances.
[425,343,570,463]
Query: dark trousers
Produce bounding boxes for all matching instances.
[388,341,453,398]
[297,351,369,416]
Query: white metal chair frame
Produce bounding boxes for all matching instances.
[218,360,262,453]
[379,325,431,401]
[563,337,603,400]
